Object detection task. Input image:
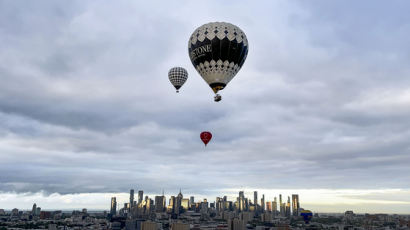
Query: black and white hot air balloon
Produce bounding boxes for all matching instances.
[188,22,249,102]
[168,67,188,93]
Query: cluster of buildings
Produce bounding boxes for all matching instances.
[1,189,410,229]
[0,207,109,229]
[107,189,304,229]
[110,189,302,221]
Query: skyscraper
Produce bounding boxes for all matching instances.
[32,203,37,215]
[129,189,134,210]
[272,197,277,216]
[138,190,144,204]
[279,194,283,216]
[216,197,223,214]
[176,189,183,214]
[261,194,265,212]
[286,196,291,217]
[292,194,300,216]
[253,191,258,206]
[110,197,117,216]
[266,201,272,212]
[155,195,166,213]
[169,196,175,213]
[238,191,245,211]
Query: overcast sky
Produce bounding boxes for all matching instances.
[1,0,410,213]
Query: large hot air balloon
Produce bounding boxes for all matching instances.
[300,210,313,224]
[200,131,212,146]
[188,22,248,102]
[168,67,188,93]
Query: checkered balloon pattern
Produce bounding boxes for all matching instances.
[168,67,188,91]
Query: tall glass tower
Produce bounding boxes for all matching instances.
[138,190,144,204]
[292,194,300,216]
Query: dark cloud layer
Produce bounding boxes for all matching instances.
[1,0,410,200]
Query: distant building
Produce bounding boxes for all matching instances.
[228,218,245,230]
[155,195,166,213]
[254,191,258,206]
[110,197,117,216]
[241,211,253,224]
[272,198,277,216]
[292,194,300,216]
[262,212,272,222]
[40,211,51,219]
[11,208,19,216]
[238,191,245,211]
[32,203,37,215]
[266,201,272,212]
[261,194,265,212]
[285,196,291,217]
[36,207,41,216]
[171,222,189,230]
[141,221,157,230]
[130,189,134,210]
[181,198,189,210]
[138,190,144,204]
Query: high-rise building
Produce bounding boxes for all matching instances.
[175,189,183,214]
[266,201,272,212]
[155,195,166,213]
[138,190,144,204]
[181,198,189,210]
[285,196,291,217]
[279,194,282,206]
[238,191,245,211]
[32,203,37,215]
[216,197,223,214]
[261,194,265,212]
[110,197,117,216]
[292,194,300,216]
[253,191,258,206]
[279,194,283,216]
[36,207,41,216]
[129,189,134,210]
[168,196,175,213]
[272,197,277,216]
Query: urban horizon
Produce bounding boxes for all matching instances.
[2,188,410,215]
[2,188,410,229]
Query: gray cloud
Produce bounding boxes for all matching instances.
[0,0,410,211]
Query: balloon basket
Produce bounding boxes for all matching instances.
[214,94,222,102]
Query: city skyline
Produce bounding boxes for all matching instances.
[1,0,410,215]
[3,189,409,229]
[1,188,410,214]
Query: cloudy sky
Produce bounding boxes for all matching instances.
[1,0,410,213]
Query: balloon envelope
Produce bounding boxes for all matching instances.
[200,131,212,146]
[168,67,188,93]
[188,22,248,95]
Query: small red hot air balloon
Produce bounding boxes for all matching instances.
[200,131,212,146]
